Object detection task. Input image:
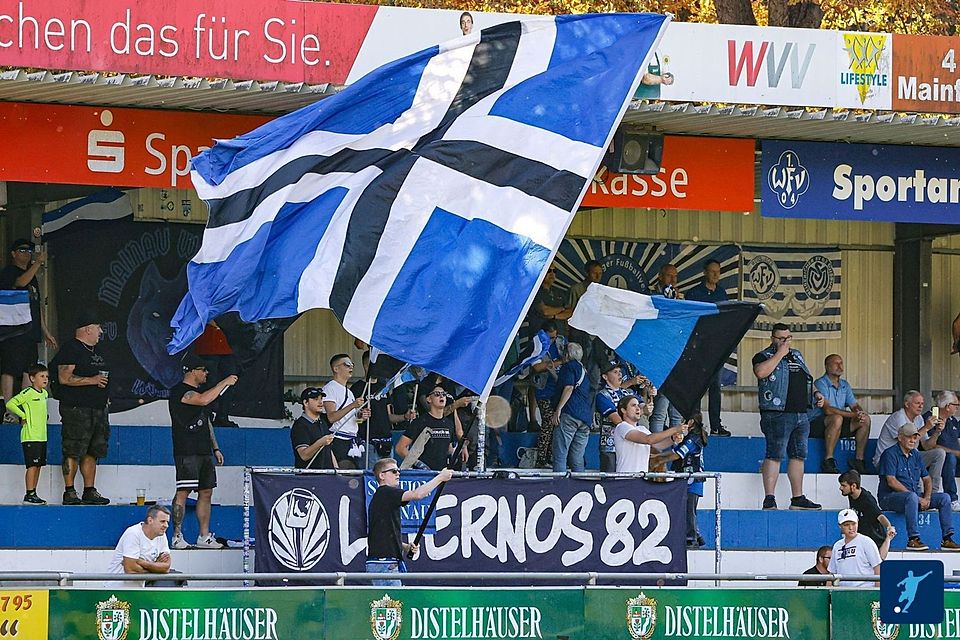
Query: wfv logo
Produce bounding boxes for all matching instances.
[727,40,816,89]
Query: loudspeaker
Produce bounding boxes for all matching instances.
[603,130,664,175]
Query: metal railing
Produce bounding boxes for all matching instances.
[2,571,954,586]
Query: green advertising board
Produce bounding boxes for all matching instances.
[583,588,830,640]
[48,588,324,640]
[831,588,960,640]
[323,587,584,640]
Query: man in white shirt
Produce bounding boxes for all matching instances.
[322,353,370,468]
[106,505,172,588]
[614,395,687,472]
[873,390,946,492]
[827,508,882,587]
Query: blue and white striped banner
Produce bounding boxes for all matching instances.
[0,290,31,340]
[168,13,670,397]
[742,246,841,338]
[42,188,132,238]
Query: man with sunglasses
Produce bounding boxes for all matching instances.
[396,384,467,470]
[322,353,370,468]
[169,354,236,549]
[0,239,56,422]
[367,458,453,586]
[291,387,336,469]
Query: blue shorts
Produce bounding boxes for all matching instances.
[759,411,809,461]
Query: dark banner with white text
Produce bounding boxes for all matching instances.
[252,472,688,576]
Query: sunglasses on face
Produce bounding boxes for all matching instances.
[547,268,556,273]
[382,468,400,475]
[429,390,447,398]
[14,248,32,254]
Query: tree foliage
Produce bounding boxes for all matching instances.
[335,0,958,33]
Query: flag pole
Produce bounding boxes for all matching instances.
[405,408,474,559]
[363,377,372,470]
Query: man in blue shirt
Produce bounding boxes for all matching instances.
[925,390,960,511]
[877,423,960,551]
[685,259,731,437]
[808,354,871,475]
[551,342,592,472]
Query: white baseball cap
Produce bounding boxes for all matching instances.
[838,508,858,525]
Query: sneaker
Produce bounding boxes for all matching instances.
[848,458,867,474]
[62,488,81,505]
[80,487,110,505]
[952,500,960,513]
[686,538,700,549]
[821,458,840,474]
[943,537,960,551]
[710,426,732,437]
[906,537,929,551]
[762,495,777,510]
[22,493,46,505]
[171,532,190,550]
[789,495,822,511]
[196,533,225,549]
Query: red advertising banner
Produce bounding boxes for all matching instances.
[0,102,269,188]
[0,0,377,83]
[892,34,960,114]
[581,136,755,212]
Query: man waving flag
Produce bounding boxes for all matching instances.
[169,13,670,398]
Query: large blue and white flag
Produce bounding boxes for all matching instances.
[570,284,760,417]
[169,13,670,396]
[0,290,32,341]
[42,188,132,239]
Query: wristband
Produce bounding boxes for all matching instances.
[213,448,221,452]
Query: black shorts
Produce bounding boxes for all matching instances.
[809,415,854,438]
[60,406,110,459]
[174,454,218,491]
[22,441,46,468]
[0,337,38,377]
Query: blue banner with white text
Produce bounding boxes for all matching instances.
[761,139,960,224]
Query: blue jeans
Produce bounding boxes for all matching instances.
[552,413,589,472]
[759,411,809,461]
[944,452,958,502]
[879,491,954,539]
[366,559,402,587]
[650,394,682,433]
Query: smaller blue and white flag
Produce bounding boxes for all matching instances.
[0,290,32,341]
[493,329,551,387]
[42,188,132,239]
[374,364,428,401]
[570,284,760,417]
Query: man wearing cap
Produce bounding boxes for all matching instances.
[877,422,960,551]
[55,311,111,505]
[291,387,337,470]
[168,354,236,549]
[0,239,56,422]
[595,360,643,472]
[874,391,946,493]
[827,509,882,587]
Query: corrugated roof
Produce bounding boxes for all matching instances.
[623,101,960,147]
[5,68,960,147]
[0,70,335,114]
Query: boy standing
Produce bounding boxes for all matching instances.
[6,363,49,504]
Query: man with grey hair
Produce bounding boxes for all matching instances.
[551,342,591,472]
[927,390,960,511]
[874,391,946,493]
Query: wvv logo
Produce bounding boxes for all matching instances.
[727,40,816,89]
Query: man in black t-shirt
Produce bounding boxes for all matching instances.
[0,239,56,422]
[168,354,236,550]
[752,323,821,512]
[798,546,832,586]
[395,384,466,470]
[56,311,111,506]
[291,387,336,470]
[366,458,452,586]
[839,469,896,559]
